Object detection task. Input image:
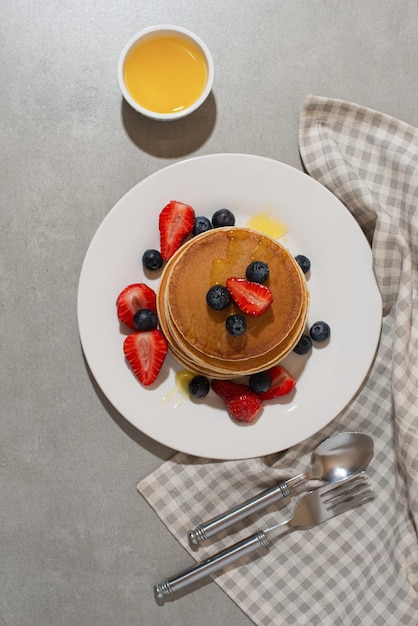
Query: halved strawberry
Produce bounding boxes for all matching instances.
[159,200,195,260]
[226,277,273,317]
[116,283,157,329]
[123,329,168,386]
[211,379,263,423]
[258,365,296,400]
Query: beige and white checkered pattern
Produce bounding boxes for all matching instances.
[138,96,418,625]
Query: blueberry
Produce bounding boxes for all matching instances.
[293,334,313,355]
[212,208,235,228]
[206,285,231,311]
[142,249,163,271]
[193,216,213,236]
[249,371,272,394]
[188,375,210,398]
[133,308,158,331]
[310,321,331,342]
[295,255,311,274]
[226,314,246,336]
[246,261,269,284]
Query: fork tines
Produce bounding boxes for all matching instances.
[321,473,374,514]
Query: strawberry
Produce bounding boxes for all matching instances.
[211,380,263,423]
[226,277,273,317]
[116,283,157,329]
[123,329,168,386]
[258,365,296,400]
[159,200,195,260]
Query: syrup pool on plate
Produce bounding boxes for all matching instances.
[123,34,208,114]
[163,370,194,408]
[245,208,288,239]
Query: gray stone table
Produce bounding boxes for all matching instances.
[1,1,417,624]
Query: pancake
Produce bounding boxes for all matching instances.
[157,227,309,378]
[159,292,309,377]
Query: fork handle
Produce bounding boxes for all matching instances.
[154,530,270,600]
[187,480,291,545]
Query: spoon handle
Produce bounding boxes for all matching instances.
[187,480,292,545]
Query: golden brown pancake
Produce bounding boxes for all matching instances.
[157,227,309,378]
[159,296,308,377]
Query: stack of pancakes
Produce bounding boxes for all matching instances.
[157,227,309,379]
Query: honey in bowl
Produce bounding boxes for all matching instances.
[122,32,209,115]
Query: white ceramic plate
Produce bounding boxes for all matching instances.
[77,154,381,460]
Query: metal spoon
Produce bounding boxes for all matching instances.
[187,431,373,545]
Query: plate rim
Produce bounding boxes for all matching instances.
[77,152,382,459]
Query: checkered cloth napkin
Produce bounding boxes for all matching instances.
[138,96,418,625]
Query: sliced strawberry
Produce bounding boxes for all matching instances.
[259,365,296,400]
[226,277,273,317]
[159,200,195,260]
[116,283,157,329]
[123,329,168,386]
[227,393,263,423]
[211,380,263,423]
[211,379,241,403]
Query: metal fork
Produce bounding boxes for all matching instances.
[154,474,373,601]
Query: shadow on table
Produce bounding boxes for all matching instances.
[120,92,217,158]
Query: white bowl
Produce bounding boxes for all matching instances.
[117,25,214,121]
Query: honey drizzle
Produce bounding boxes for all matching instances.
[201,230,270,355]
